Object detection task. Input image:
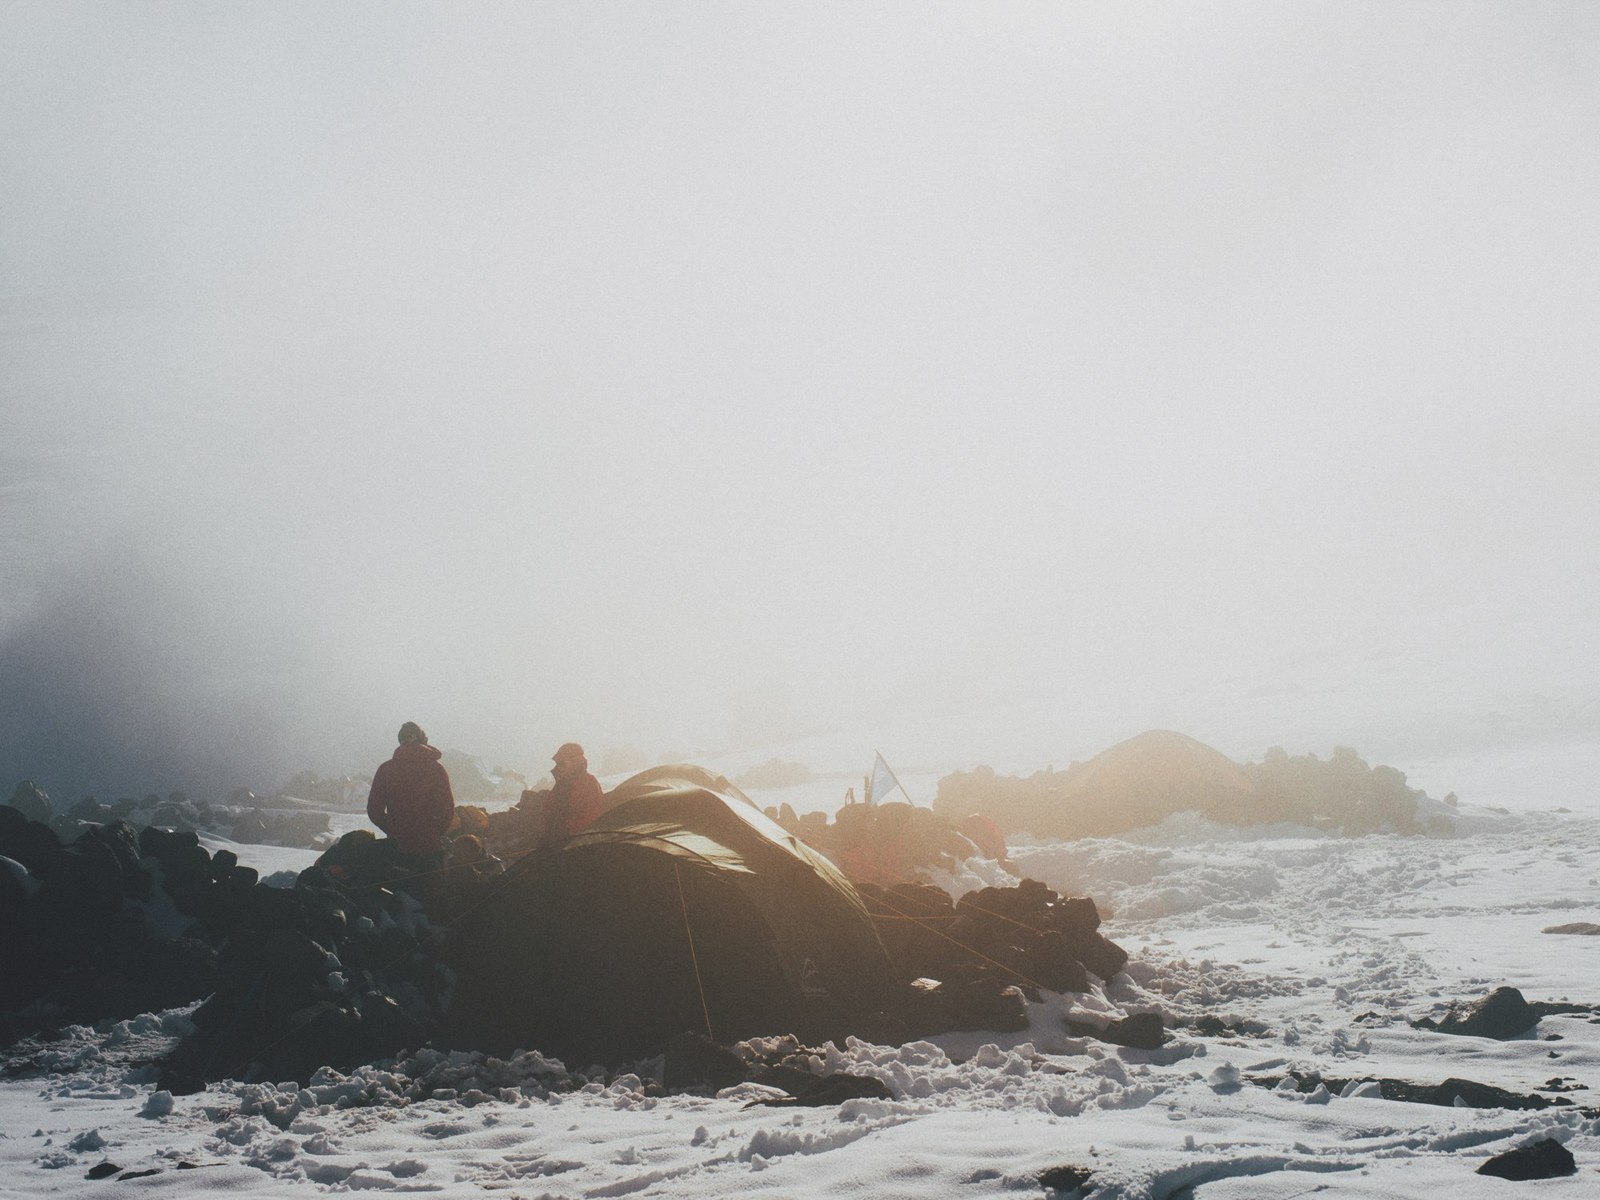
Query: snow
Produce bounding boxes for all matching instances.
[5,793,1599,1197]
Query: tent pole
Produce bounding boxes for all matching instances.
[673,861,715,1042]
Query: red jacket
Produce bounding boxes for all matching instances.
[367,743,455,857]
[548,771,604,840]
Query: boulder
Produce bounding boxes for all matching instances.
[749,1072,893,1106]
[7,781,53,823]
[1051,895,1102,938]
[137,825,202,861]
[942,976,1029,1033]
[1476,1138,1577,1180]
[1420,987,1538,1040]
[1028,931,1090,994]
[0,854,36,908]
[71,820,147,893]
[0,809,62,878]
[748,1062,822,1094]
[1065,930,1129,982]
[210,849,238,880]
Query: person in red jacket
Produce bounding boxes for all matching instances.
[367,721,456,867]
[545,742,604,844]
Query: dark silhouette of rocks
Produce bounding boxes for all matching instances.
[857,877,1128,1037]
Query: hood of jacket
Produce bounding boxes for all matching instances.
[393,742,443,766]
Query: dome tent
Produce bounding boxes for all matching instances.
[445,767,896,1065]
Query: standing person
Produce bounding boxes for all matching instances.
[367,721,456,870]
[544,742,604,844]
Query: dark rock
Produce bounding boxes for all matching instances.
[1028,932,1090,994]
[84,1162,121,1180]
[7,781,53,823]
[119,937,219,1012]
[39,843,126,924]
[1529,1000,1600,1019]
[901,977,952,1037]
[210,849,238,881]
[1039,1164,1095,1193]
[748,1063,823,1094]
[117,1169,161,1180]
[1295,1075,1562,1111]
[845,1008,910,1048]
[1538,1076,1587,1093]
[857,883,959,964]
[1476,1137,1577,1180]
[748,1071,893,1106]
[72,821,146,894]
[137,826,201,862]
[157,1069,206,1096]
[663,1030,748,1091]
[253,929,337,1011]
[1064,930,1129,981]
[956,880,1054,939]
[1542,922,1600,935]
[1050,896,1101,938]
[0,854,33,909]
[1419,1078,1562,1110]
[1102,1012,1165,1049]
[357,992,425,1057]
[1422,987,1538,1040]
[886,881,955,918]
[0,810,62,878]
[943,977,1029,1033]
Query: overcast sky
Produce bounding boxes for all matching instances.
[2,2,1597,796]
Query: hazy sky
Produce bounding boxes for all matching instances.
[2,2,1597,796]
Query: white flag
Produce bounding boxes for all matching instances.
[869,751,907,806]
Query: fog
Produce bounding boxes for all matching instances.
[2,2,1597,801]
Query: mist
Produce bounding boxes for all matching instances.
[3,2,1597,802]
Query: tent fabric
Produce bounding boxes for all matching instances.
[601,763,757,809]
[446,768,896,1064]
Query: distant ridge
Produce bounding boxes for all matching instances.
[935,730,1434,838]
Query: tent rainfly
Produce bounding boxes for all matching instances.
[445,767,898,1064]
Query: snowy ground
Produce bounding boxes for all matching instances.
[5,804,1599,1198]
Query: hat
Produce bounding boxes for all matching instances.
[398,721,428,746]
[553,742,585,763]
